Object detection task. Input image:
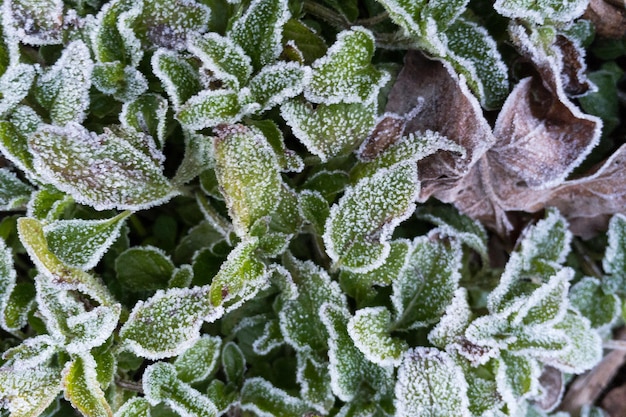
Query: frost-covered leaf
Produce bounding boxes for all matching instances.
[27,186,72,222]
[139,0,211,50]
[208,238,269,312]
[143,362,218,417]
[281,100,375,161]
[114,398,151,417]
[187,32,252,90]
[35,41,93,125]
[248,62,310,112]
[115,246,174,292]
[92,62,148,102]
[240,377,308,417]
[298,190,329,235]
[120,94,169,149]
[0,120,37,181]
[174,335,221,384]
[296,353,334,414]
[545,310,602,373]
[92,0,143,65]
[3,0,63,45]
[2,335,58,369]
[253,319,284,354]
[320,302,393,401]
[173,131,214,186]
[152,49,202,110]
[395,347,471,417]
[279,255,345,352]
[62,353,113,417]
[0,63,37,117]
[120,286,222,359]
[64,305,121,354]
[428,288,472,348]
[29,123,178,211]
[0,365,62,417]
[44,212,130,271]
[0,169,32,210]
[228,0,290,70]
[494,0,589,25]
[603,213,626,293]
[213,124,298,236]
[205,380,238,415]
[306,27,389,105]
[176,90,244,130]
[324,163,418,273]
[222,341,245,385]
[348,307,408,367]
[282,19,328,64]
[300,170,349,202]
[248,119,304,173]
[519,209,572,270]
[392,237,462,330]
[1,282,35,333]
[496,352,541,408]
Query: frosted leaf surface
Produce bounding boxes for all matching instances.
[0,168,33,210]
[395,347,471,417]
[176,90,243,130]
[173,131,214,186]
[519,210,572,270]
[151,49,202,110]
[35,41,93,125]
[92,0,143,65]
[3,0,63,45]
[207,238,269,312]
[240,377,309,417]
[115,246,174,292]
[296,353,334,413]
[306,27,389,105]
[2,335,58,370]
[28,123,178,211]
[320,302,394,401]
[348,307,408,367]
[142,362,218,417]
[0,121,36,181]
[174,335,221,383]
[64,305,121,354]
[545,310,602,373]
[187,32,252,90]
[248,118,304,173]
[140,0,210,50]
[0,63,37,117]
[27,187,72,223]
[281,99,376,161]
[228,0,290,70]
[0,365,62,416]
[62,353,113,417]
[114,398,151,417]
[603,214,626,292]
[120,94,169,148]
[1,281,35,334]
[301,169,349,202]
[248,62,311,112]
[43,212,130,271]
[323,162,419,273]
[391,237,463,330]
[496,352,541,411]
[253,319,284,354]
[279,255,345,352]
[92,62,148,102]
[119,286,221,359]
[222,341,245,384]
[428,288,472,348]
[34,275,85,341]
[494,0,589,25]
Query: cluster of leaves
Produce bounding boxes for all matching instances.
[0,0,624,416]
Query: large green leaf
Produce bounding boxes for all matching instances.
[62,353,113,417]
[570,277,620,329]
[176,90,244,130]
[348,307,408,367]
[247,62,310,112]
[115,246,175,292]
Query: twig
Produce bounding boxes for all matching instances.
[116,377,144,394]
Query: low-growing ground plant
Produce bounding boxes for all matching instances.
[0,0,625,416]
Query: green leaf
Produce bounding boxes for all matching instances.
[494,0,588,24]
[348,307,408,367]
[253,319,284,354]
[114,397,152,417]
[2,335,58,369]
[187,32,253,90]
[29,123,178,211]
[579,63,623,136]
[4,0,63,45]
[395,348,471,417]
[281,100,376,161]
[35,41,93,125]
[92,62,148,102]
[604,214,626,294]
[62,353,113,417]
[298,190,329,235]
[173,131,215,186]
[139,0,211,50]
[570,277,620,329]
[324,163,418,273]
[228,0,290,70]
[427,288,473,348]
[115,246,175,292]
[240,377,308,417]
[120,94,169,149]
[296,353,334,414]
[1,282,36,333]
[306,27,389,105]
[64,304,121,354]
[248,62,311,112]
[519,209,572,270]
[496,352,540,407]
[0,169,32,211]
[44,212,131,271]
[247,119,304,173]
[92,0,144,65]
[509,268,570,327]
[151,49,203,110]
[119,286,221,359]
[546,310,602,374]
[26,186,72,222]
[142,362,218,417]
[205,380,238,415]
[0,121,35,178]
[222,341,245,385]
[176,90,244,130]
[300,170,349,202]
[282,19,328,64]
[0,365,62,417]
[0,63,37,117]
[174,335,221,384]
[391,237,462,330]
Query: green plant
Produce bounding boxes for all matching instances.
[0,0,624,416]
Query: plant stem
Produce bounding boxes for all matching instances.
[302,0,349,30]
[116,377,144,393]
[603,339,626,351]
[355,11,390,27]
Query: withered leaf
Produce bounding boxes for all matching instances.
[583,0,626,39]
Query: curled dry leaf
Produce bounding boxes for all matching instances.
[385,50,621,237]
[583,0,626,39]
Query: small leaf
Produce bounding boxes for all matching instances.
[120,286,222,359]
[115,246,175,292]
[248,62,311,112]
[4,0,64,45]
[92,0,144,65]
[2,335,58,369]
[120,94,169,149]
[142,362,218,417]
[428,288,473,348]
[228,0,290,70]
[0,169,32,211]
[281,100,376,161]
[603,213,626,293]
[348,307,408,367]
[282,19,328,64]
[44,212,131,270]
[174,335,221,384]
[496,352,540,408]
[139,0,211,50]
[152,49,202,110]
[494,0,588,25]
[114,397,152,417]
[35,41,93,125]
[0,63,37,117]
[519,209,572,270]
[296,353,334,414]
[29,123,178,211]
[248,119,304,173]
[62,353,113,417]
[92,62,148,102]
[306,27,389,105]
[0,365,62,417]
[176,90,244,130]
[222,341,245,385]
[26,186,72,222]
[324,163,418,273]
[395,347,471,417]
[240,377,309,417]
[298,190,329,234]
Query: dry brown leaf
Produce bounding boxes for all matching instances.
[584,0,626,39]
